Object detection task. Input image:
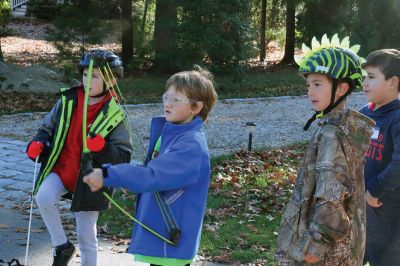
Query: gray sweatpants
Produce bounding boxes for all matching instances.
[36,172,98,266]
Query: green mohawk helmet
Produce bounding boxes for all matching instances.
[296,34,365,90]
[296,34,366,130]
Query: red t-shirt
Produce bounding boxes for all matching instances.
[52,88,111,192]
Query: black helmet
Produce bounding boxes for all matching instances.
[78,49,124,78]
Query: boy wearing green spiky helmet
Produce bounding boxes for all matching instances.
[275,34,375,265]
[297,34,365,130]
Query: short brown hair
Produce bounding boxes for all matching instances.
[362,49,400,81]
[165,65,218,121]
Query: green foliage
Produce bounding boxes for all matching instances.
[27,0,120,21]
[131,0,156,70]
[176,0,256,76]
[297,0,352,46]
[0,0,10,33]
[351,0,400,53]
[46,4,108,62]
[88,0,121,19]
[0,0,10,61]
[297,0,400,54]
[26,0,62,21]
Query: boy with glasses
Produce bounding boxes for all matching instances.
[83,66,217,266]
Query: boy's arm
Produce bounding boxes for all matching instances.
[91,120,133,165]
[103,137,203,192]
[367,121,400,198]
[27,100,61,161]
[33,99,61,143]
[305,134,351,259]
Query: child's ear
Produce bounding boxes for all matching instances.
[191,102,204,116]
[390,76,399,91]
[336,82,350,97]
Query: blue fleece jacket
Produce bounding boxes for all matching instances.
[360,99,400,198]
[103,116,210,260]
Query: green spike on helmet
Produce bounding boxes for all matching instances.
[295,34,366,91]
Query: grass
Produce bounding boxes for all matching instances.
[0,68,305,115]
[118,70,305,104]
[98,143,306,264]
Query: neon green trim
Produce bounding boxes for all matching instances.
[35,98,73,194]
[135,254,192,266]
[91,98,125,137]
[90,110,105,131]
[324,49,332,70]
[102,192,175,245]
[154,137,161,154]
[337,52,345,79]
[332,51,338,75]
[316,112,325,119]
[82,58,94,154]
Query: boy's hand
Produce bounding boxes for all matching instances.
[87,134,105,152]
[83,168,104,192]
[27,141,44,160]
[366,190,383,208]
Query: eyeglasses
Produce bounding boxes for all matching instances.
[162,93,197,105]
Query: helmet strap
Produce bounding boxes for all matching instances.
[303,79,347,130]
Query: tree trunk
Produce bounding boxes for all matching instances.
[139,0,150,48]
[281,0,296,64]
[259,0,267,62]
[121,0,134,68]
[0,40,3,62]
[153,0,177,73]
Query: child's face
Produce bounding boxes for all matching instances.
[306,73,334,112]
[83,68,104,97]
[363,66,399,108]
[163,85,198,124]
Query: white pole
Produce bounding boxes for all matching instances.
[24,156,39,266]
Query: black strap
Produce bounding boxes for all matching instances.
[303,80,351,131]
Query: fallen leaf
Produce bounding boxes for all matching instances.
[15,227,27,233]
[0,224,8,229]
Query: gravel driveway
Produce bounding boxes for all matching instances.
[0,93,368,160]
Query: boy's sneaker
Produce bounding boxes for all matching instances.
[52,241,76,266]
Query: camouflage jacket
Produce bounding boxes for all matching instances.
[276,108,375,266]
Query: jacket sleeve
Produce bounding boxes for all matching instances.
[92,118,133,165]
[305,133,351,259]
[368,119,400,197]
[32,99,61,143]
[103,136,202,192]
[27,100,61,161]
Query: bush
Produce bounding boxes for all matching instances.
[46,4,106,63]
[0,0,11,61]
[177,0,256,77]
[26,0,62,21]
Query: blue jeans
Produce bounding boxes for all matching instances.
[364,193,400,266]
